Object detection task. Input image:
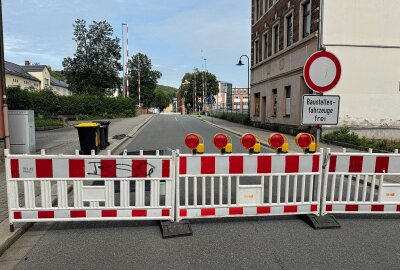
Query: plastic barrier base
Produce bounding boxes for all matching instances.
[160,221,193,238]
[301,214,341,229]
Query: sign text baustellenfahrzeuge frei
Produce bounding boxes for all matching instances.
[301,95,340,125]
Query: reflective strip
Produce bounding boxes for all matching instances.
[53,159,69,178]
[215,156,229,174]
[299,155,313,173]
[362,156,376,174]
[243,155,257,174]
[19,159,36,178]
[186,156,200,175]
[388,157,400,173]
[271,155,285,173]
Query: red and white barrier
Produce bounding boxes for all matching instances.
[176,151,323,222]
[321,149,400,215]
[5,149,176,226]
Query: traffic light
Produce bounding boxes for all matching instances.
[295,133,316,153]
[268,133,289,154]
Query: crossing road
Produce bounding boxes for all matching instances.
[5,115,400,270]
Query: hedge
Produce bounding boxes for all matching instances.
[212,111,251,125]
[7,87,136,118]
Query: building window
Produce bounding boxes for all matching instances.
[255,0,261,21]
[303,1,311,38]
[263,32,268,59]
[254,39,260,64]
[284,86,291,116]
[45,78,49,85]
[272,89,277,116]
[254,93,261,116]
[273,24,279,54]
[286,14,293,47]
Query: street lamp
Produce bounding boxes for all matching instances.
[236,55,250,117]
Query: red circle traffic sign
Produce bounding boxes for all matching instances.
[304,51,341,93]
[241,134,257,149]
[268,134,285,149]
[213,134,228,149]
[184,134,200,149]
[296,133,312,148]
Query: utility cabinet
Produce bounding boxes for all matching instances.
[8,110,36,154]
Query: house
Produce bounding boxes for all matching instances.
[5,60,72,96]
[250,0,400,133]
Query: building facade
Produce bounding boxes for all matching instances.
[232,88,249,113]
[251,0,400,131]
[251,0,320,133]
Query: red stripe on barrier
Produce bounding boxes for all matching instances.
[201,157,215,174]
[329,156,337,172]
[257,156,271,173]
[345,204,359,211]
[371,205,384,212]
[162,209,170,217]
[310,204,318,212]
[375,157,389,173]
[70,210,86,218]
[13,212,22,219]
[101,159,117,178]
[285,156,299,173]
[132,210,147,217]
[38,211,54,219]
[348,156,363,173]
[284,206,298,213]
[102,210,117,217]
[180,209,187,217]
[326,205,333,212]
[132,160,147,178]
[179,157,187,175]
[36,159,53,178]
[69,159,85,178]
[229,207,243,215]
[257,206,271,214]
[11,159,20,178]
[397,205,400,212]
[201,208,215,216]
[312,155,320,172]
[229,156,243,174]
[162,160,170,177]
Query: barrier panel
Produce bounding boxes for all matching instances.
[176,150,323,222]
[321,149,400,215]
[5,149,176,228]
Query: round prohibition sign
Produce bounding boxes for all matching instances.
[304,51,341,93]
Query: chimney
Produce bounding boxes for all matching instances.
[25,60,30,66]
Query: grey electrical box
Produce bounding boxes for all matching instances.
[8,110,36,154]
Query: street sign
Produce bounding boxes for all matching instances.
[304,51,341,93]
[301,95,340,125]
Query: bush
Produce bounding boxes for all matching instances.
[35,118,64,128]
[7,87,136,118]
[212,111,251,125]
[323,128,400,152]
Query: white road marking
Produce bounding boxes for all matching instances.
[175,117,178,121]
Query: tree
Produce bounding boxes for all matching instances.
[155,85,177,101]
[47,66,67,82]
[62,19,122,96]
[154,88,171,111]
[128,53,162,107]
[178,70,219,111]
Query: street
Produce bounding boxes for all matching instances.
[3,115,400,270]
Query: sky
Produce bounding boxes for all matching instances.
[3,0,251,88]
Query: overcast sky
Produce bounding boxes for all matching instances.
[3,0,251,88]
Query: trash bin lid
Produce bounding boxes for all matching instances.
[74,123,100,128]
[92,120,111,125]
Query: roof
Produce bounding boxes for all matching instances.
[21,65,47,72]
[5,61,41,82]
[50,76,69,89]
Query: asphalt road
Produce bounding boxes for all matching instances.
[8,115,400,269]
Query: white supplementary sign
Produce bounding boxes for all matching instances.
[302,95,340,125]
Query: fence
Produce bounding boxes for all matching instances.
[175,151,323,221]
[5,149,176,228]
[321,149,400,215]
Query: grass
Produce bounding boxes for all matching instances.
[35,118,65,128]
[323,128,400,152]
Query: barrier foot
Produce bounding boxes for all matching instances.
[301,214,341,229]
[10,224,15,233]
[160,221,193,238]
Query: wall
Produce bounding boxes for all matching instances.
[27,67,51,89]
[322,0,400,127]
[51,85,72,96]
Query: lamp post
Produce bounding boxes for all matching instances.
[236,55,250,117]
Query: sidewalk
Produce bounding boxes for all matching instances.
[0,114,154,256]
[200,115,362,153]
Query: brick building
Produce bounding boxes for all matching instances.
[232,88,249,113]
[251,0,320,133]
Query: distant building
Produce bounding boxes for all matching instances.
[214,82,232,110]
[5,60,72,96]
[250,0,400,132]
[232,88,248,113]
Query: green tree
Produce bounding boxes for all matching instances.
[62,19,122,96]
[178,70,218,111]
[155,85,177,100]
[154,88,171,111]
[128,53,162,107]
[47,66,67,82]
